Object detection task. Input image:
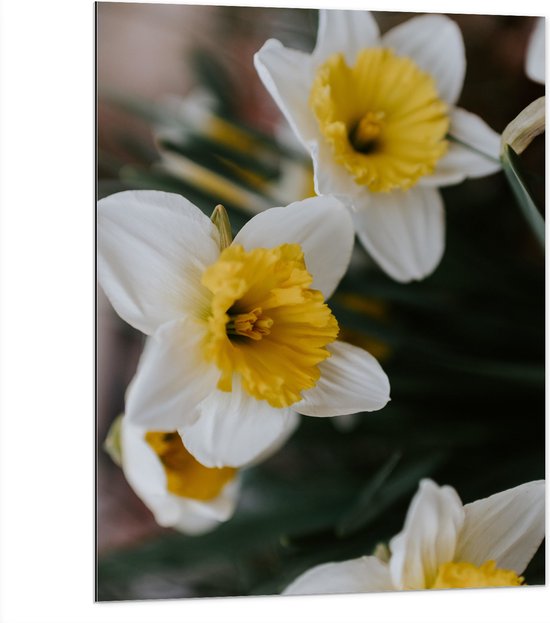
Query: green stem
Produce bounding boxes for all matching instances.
[501,144,544,248]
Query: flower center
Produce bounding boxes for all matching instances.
[144,431,236,501]
[309,48,449,192]
[431,561,524,589]
[201,243,339,408]
[350,111,386,153]
[226,307,273,340]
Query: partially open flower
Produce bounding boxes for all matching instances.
[255,10,502,282]
[98,191,390,467]
[283,479,545,594]
[115,416,240,535]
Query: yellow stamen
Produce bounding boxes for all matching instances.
[226,307,273,340]
[351,111,386,152]
[309,48,449,193]
[201,243,339,408]
[431,560,524,589]
[145,431,236,501]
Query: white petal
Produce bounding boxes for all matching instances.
[120,417,168,499]
[455,480,545,575]
[254,39,317,148]
[353,187,445,283]
[120,417,239,535]
[120,417,188,527]
[171,478,241,536]
[283,556,393,595]
[389,479,464,590]
[421,108,501,187]
[526,18,545,84]
[168,502,228,535]
[449,108,501,168]
[295,341,390,417]
[312,9,380,66]
[98,190,220,335]
[382,15,465,105]
[233,196,354,299]
[310,139,361,201]
[191,477,240,523]
[125,317,219,430]
[180,381,298,468]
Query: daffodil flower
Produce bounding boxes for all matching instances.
[283,479,545,595]
[255,10,502,282]
[117,416,240,535]
[98,190,390,467]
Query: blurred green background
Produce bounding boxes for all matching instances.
[96,3,544,600]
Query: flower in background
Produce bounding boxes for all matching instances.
[526,17,545,84]
[155,89,314,215]
[255,10,502,283]
[105,415,240,535]
[283,479,545,594]
[98,191,390,467]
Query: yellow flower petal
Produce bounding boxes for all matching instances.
[431,560,523,589]
[145,431,236,501]
[201,243,339,407]
[309,48,449,192]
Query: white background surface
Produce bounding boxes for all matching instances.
[0,0,547,621]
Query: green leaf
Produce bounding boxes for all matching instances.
[501,144,544,248]
[335,452,401,537]
[335,452,446,538]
